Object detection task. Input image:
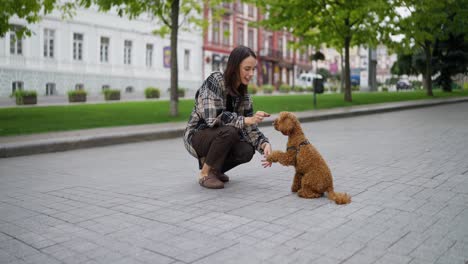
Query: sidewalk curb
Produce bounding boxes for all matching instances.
[1,97,467,158]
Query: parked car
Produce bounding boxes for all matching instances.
[295,73,323,88]
[396,80,411,90]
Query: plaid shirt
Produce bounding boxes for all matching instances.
[183,71,269,159]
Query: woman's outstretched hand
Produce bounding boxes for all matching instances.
[245,111,271,126]
[261,143,272,168]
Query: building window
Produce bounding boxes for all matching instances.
[102,85,110,91]
[278,36,283,56]
[75,83,84,90]
[212,22,220,44]
[10,25,23,55]
[248,4,254,17]
[124,40,132,65]
[237,25,244,46]
[46,83,56,96]
[236,0,243,13]
[222,22,230,46]
[12,81,24,94]
[184,49,190,71]
[268,35,273,56]
[100,37,109,63]
[44,29,55,58]
[146,44,153,67]
[248,29,254,49]
[73,33,83,61]
[125,86,134,93]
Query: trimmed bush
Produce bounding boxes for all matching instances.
[410,80,423,90]
[145,87,160,99]
[248,84,258,95]
[103,89,121,101]
[68,90,87,103]
[305,86,314,92]
[329,86,338,92]
[261,84,274,94]
[178,87,186,98]
[293,86,305,93]
[279,84,291,93]
[167,87,186,97]
[14,90,37,105]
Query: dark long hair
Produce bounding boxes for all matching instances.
[224,45,256,96]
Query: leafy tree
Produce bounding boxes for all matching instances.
[391,51,427,77]
[0,0,73,37]
[388,0,468,96]
[433,34,468,92]
[255,0,392,102]
[317,68,330,82]
[391,53,415,76]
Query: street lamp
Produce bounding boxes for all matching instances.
[311,51,325,109]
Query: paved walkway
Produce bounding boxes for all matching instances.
[1,102,468,263]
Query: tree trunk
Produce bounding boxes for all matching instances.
[344,36,352,102]
[170,0,180,116]
[424,42,433,96]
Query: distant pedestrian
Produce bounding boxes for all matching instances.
[183,45,272,189]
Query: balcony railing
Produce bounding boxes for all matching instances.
[204,41,233,51]
[259,48,282,60]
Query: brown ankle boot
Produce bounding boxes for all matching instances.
[199,171,224,189]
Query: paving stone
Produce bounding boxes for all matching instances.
[0,239,40,258]
[374,253,413,264]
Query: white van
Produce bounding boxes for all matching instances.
[295,73,323,87]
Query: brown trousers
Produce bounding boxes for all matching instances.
[191,126,254,173]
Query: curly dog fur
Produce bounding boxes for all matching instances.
[267,112,351,204]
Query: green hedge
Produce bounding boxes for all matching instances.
[293,86,305,93]
[14,90,37,105]
[103,89,121,101]
[261,84,274,94]
[279,84,291,93]
[145,87,160,99]
[68,90,87,103]
[167,87,186,97]
[248,84,258,95]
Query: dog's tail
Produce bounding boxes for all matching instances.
[327,187,351,205]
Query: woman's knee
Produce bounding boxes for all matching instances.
[217,126,240,142]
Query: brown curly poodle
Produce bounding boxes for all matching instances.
[266,112,351,204]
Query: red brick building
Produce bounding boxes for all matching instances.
[202,1,314,88]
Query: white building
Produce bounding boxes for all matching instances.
[0,8,203,97]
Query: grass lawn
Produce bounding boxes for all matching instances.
[1,89,467,137]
